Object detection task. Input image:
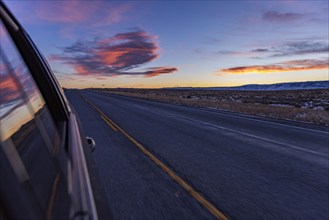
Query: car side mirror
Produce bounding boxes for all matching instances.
[86,137,96,152]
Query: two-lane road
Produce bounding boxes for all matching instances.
[67,89,329,219]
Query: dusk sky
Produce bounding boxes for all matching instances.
[5,0,329,88]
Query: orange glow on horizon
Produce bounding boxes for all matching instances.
[220,63,328,75]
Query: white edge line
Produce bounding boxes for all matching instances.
[176,115,329,157]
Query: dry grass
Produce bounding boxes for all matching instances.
[92,88,329,126]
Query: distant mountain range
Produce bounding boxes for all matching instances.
[165,80,329,91]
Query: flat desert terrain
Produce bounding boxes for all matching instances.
[93,88,329,125]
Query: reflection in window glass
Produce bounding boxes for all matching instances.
[0,20,62,213]
[0,20,59,151]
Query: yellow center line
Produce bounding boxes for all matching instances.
[80,94,229,220]
[101,115,118,132]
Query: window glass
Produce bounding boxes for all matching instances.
[0,20,62,213]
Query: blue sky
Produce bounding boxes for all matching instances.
[5,0,329,88]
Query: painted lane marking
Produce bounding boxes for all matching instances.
[101,115,118,132]
[175,115,329,157]
[82,95,229,220]
[92,91,329,135]
[200,108,329,135]
[83,92,328,157]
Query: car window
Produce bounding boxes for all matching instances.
[0,20,66,217]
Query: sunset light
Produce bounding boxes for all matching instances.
[1,2,328,219]
[4,0,328,88]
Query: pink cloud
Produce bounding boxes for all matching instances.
[143,67,178,78]
[51,30,177,77]
[36,1,100,23]
[0,72,20,104]
[218,59,328,75]
[94,4,132,26]
[33,1,132,26]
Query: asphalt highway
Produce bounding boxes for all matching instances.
[66,89,329,220]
